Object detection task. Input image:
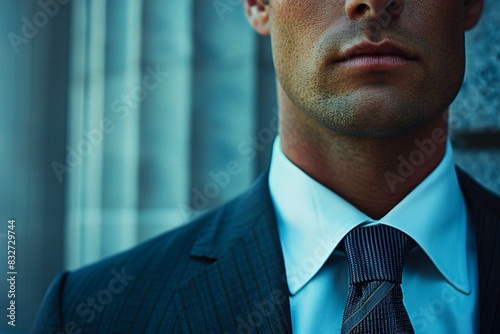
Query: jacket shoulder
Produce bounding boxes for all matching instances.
[31,171,273,334]
[31,206,230,333]
[457,167,500,217]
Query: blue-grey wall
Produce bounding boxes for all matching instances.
[451,0,500,194]
[1,0,69,332]
[0,0,499,331]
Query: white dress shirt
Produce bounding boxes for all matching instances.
[268,136,478,333]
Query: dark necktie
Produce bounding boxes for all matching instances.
[341,225,416,334]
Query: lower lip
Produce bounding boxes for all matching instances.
[337,55,413,70]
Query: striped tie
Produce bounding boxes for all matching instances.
[341,225,416,334]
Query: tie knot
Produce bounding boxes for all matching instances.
[343,225,415,284]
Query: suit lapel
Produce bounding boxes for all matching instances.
[457,168,500,333]
[174,168,500,333]
[174,173,292,333]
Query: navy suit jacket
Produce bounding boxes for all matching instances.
[32,169,500,333]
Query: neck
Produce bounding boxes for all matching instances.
[279,89,449,220]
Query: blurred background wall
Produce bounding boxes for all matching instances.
[0,0,499,331]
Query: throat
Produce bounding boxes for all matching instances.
[280,122,448,220]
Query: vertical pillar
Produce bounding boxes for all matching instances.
[66,0,107,269]
[0,0,70,329]
[100,0,143,258]
[138,0,193,241]
[190,0,257,212]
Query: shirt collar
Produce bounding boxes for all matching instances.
[269,136,470,296]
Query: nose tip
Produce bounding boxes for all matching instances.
[345,0,404,21]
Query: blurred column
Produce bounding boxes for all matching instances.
[66,0,107,269]
[138,0,193,241]
[100,0,143,258]
[190,0,257,212]
[0,0,69,330]
[450,0,500,195]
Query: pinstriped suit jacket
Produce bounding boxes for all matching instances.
[32,169,500,333]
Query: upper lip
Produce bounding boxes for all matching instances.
[336,41,418,62]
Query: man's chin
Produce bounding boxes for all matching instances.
[311,99,431,138]
[325,122,423,138]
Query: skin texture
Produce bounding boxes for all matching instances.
[244,0,484,218]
